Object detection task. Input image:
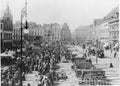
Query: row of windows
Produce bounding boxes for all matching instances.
[100,29,108,33]
[2,33,12,39]
[13,37,21,40]
[110,31,119,38]
[109,24,119,30]
[13,30,21,33]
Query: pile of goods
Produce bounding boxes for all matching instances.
[71,57,110,85]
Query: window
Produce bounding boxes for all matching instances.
[116,12,119,18]
[1,24,2,30]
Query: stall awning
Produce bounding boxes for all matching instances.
[113,43,119,48]
[103,42,109,47]
[0,53,14,58]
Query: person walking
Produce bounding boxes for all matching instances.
[114,49,117,58]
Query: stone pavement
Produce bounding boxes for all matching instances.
[56,62,79,86]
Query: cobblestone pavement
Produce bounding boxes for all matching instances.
[56,62,79,86]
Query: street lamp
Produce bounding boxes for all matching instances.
[24,20,29,34]
[20,0,28,86]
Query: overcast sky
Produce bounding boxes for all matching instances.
[0,0,119,32]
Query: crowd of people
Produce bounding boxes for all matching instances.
[1,42,118,86]
[1,43,68,86]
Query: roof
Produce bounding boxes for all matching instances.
[93,19,103,26]
[75,25,89,31]
[104,6,119,21]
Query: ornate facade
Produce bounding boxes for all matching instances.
[1,5,13,50]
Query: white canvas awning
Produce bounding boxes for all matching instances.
[0,53,13,57]
[0,52,15,58]
[103,42,109,47]
[7,50,15,54]
[113,43,119,48]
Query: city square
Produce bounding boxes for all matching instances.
[0,0,119,86]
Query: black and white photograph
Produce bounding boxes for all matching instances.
[0,0,119,86]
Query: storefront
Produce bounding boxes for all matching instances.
[1,40,12,51]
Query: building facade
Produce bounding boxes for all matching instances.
[29,23,44,37]
[1,5,13,50]
[43,24,52,43]
[107,6,119,45]
[13,21,21,41]
[74,26,91,44]
[12,22,70,45]
[61,23,71,43]
[109,19,119,42]
[51,23,61,42]
[0,20,3,51]
[99,21,109,43]
[93,6,119,48]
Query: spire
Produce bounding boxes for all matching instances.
[25,0,27,19]
[6,0,10,13]
[4,0,13,21]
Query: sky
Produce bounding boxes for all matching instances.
[0,0,119,32]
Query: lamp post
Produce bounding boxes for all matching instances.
[20,9,23,86]
[96,39,98,63]
[20,0,28,86]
